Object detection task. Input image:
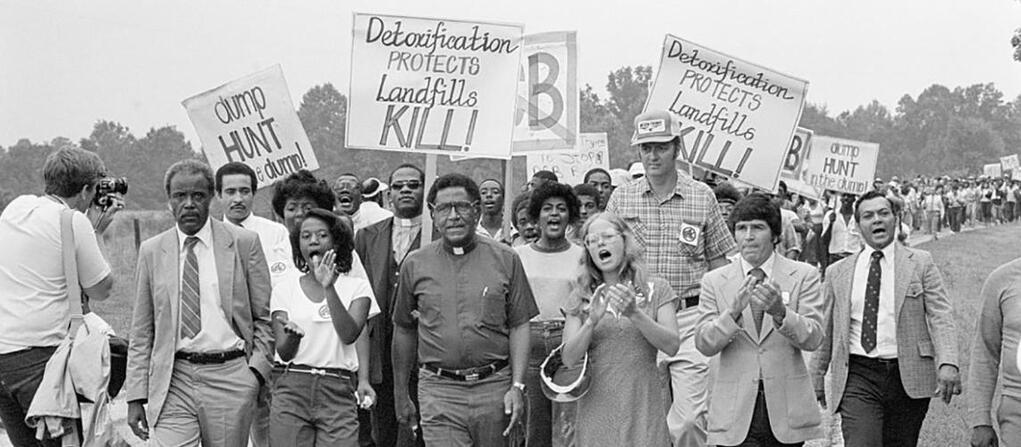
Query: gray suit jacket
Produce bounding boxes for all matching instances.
[696,255,826,445]
[125,219,273,423]
[811,243,958,413]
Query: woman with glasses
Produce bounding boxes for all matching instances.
[270,208,380,446]
[561,212,680,447]
[514,183,585,447]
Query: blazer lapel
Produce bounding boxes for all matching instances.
[160,231,181,330]
[212,221,236,319]
[893,244,913,320]
[835,252,859,348]
[720,262,758,341]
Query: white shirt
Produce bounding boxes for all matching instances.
[234,213,293,287]
[824,210,862,255]
[849,243,897,359]
[392,216,422,263]
[271,274,380,370]
[352,202,393,232]
[176,219,244,353]
[0,196,111,353]
[739,251,776,279]
[476,220,506,241]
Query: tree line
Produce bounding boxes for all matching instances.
[2,67,1019,211]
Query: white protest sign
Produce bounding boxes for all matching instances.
[984,163,1003,178]
[513,31,578,153]
[645,34,808,191]
[803,136,880,195]
[346,13,523,158]
[526,133,608,185]
[1000,154,1019,172]
[182,65,319,188]
[781,127,813,180]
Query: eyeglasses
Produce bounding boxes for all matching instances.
[584,230,622,247]
[428,200,478,216]
[391,180,422,191]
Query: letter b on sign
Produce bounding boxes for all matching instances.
[785,134,803,171]
[528,52,563,130]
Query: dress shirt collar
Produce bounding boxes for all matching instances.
[862,241,896,263]
[177,218,212,251]
[442,236,478,256]
[740,251,776,279]
[394,215,422,227]
[234,212,256,228]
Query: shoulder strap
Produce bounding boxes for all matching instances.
[60,208,85,339]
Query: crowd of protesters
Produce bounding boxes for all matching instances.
[0,109,1020,447]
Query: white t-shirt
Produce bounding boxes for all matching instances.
[514,243,584,321]
[234,213,292,287]
[271,274,380,370]
[0,195,111,353]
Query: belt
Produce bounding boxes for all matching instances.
[679,295,700,310]
[275,363,354,380]
[174,349,245,364]
[420,359,508,382]
[850,355,898,367]
[530,320,565,329]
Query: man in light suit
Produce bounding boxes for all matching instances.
[125,160,273,447]
[696,194,825,446]
[811,190,961,446]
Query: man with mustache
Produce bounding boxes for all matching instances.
[392,173,538,447]
[214,162,291,447]
[811,190,960,446]
[126,160,273,446]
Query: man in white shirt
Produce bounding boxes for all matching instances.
[334,174,393,233]
[127,160,273,446]
[0,147,121,446]
[214,162,291,447]
[821,193,861,269]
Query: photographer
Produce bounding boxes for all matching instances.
[0,146,123,447]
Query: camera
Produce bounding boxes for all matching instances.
[93,177,128,210]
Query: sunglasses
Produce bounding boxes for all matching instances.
[391,180,423,191]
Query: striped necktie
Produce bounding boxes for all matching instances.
[180,236,202,339]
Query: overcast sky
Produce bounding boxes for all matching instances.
[2,0,1020,147]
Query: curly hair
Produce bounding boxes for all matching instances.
[528,182,581,225]
[290,208,354,274]
[271,170,335,219]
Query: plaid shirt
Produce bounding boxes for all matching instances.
[606,171,736,299]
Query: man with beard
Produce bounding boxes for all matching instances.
[812,190,960,446]
[215,162,291,447]
[392,173,537,447]
[477,179,507,242]
[354,164,428,447]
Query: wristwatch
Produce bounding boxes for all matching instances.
[512,382,526,393]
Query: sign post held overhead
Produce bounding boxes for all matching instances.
[182,65,319,189]
[346,13,524,159]
[644,34,808,192]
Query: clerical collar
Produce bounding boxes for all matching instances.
[443,237,478,256]
[395,215,421,227]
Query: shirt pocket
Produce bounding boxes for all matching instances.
[478,286,509,334]
[906,281,924,299]
[621,215,648,248]
[675,219,705,260]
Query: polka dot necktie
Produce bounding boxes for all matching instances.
[749,268,767,333]
[860,250,883,353]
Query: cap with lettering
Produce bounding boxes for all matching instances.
[632,110,681,146]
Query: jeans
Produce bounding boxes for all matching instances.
[524,321,575,447]
[271,366,360,447]
[0,346,60,447]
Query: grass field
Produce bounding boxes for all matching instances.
[2,218,1019,446]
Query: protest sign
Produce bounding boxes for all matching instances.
[526,133,608,185]
[802,136,880,195]
[781,127,813,180]
[645,34,808,191]
[984,163,1003,178]
[1000,154,1019,172]
[346,13,523,158]
[513,31,578,153]
[182,65,319,188]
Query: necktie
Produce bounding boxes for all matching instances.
[749,268,767,333]
[861,250,883,353]
[180,236,202,339]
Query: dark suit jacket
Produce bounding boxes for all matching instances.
[354,217,422,384]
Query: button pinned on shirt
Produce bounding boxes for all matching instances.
[680,221,701,247]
